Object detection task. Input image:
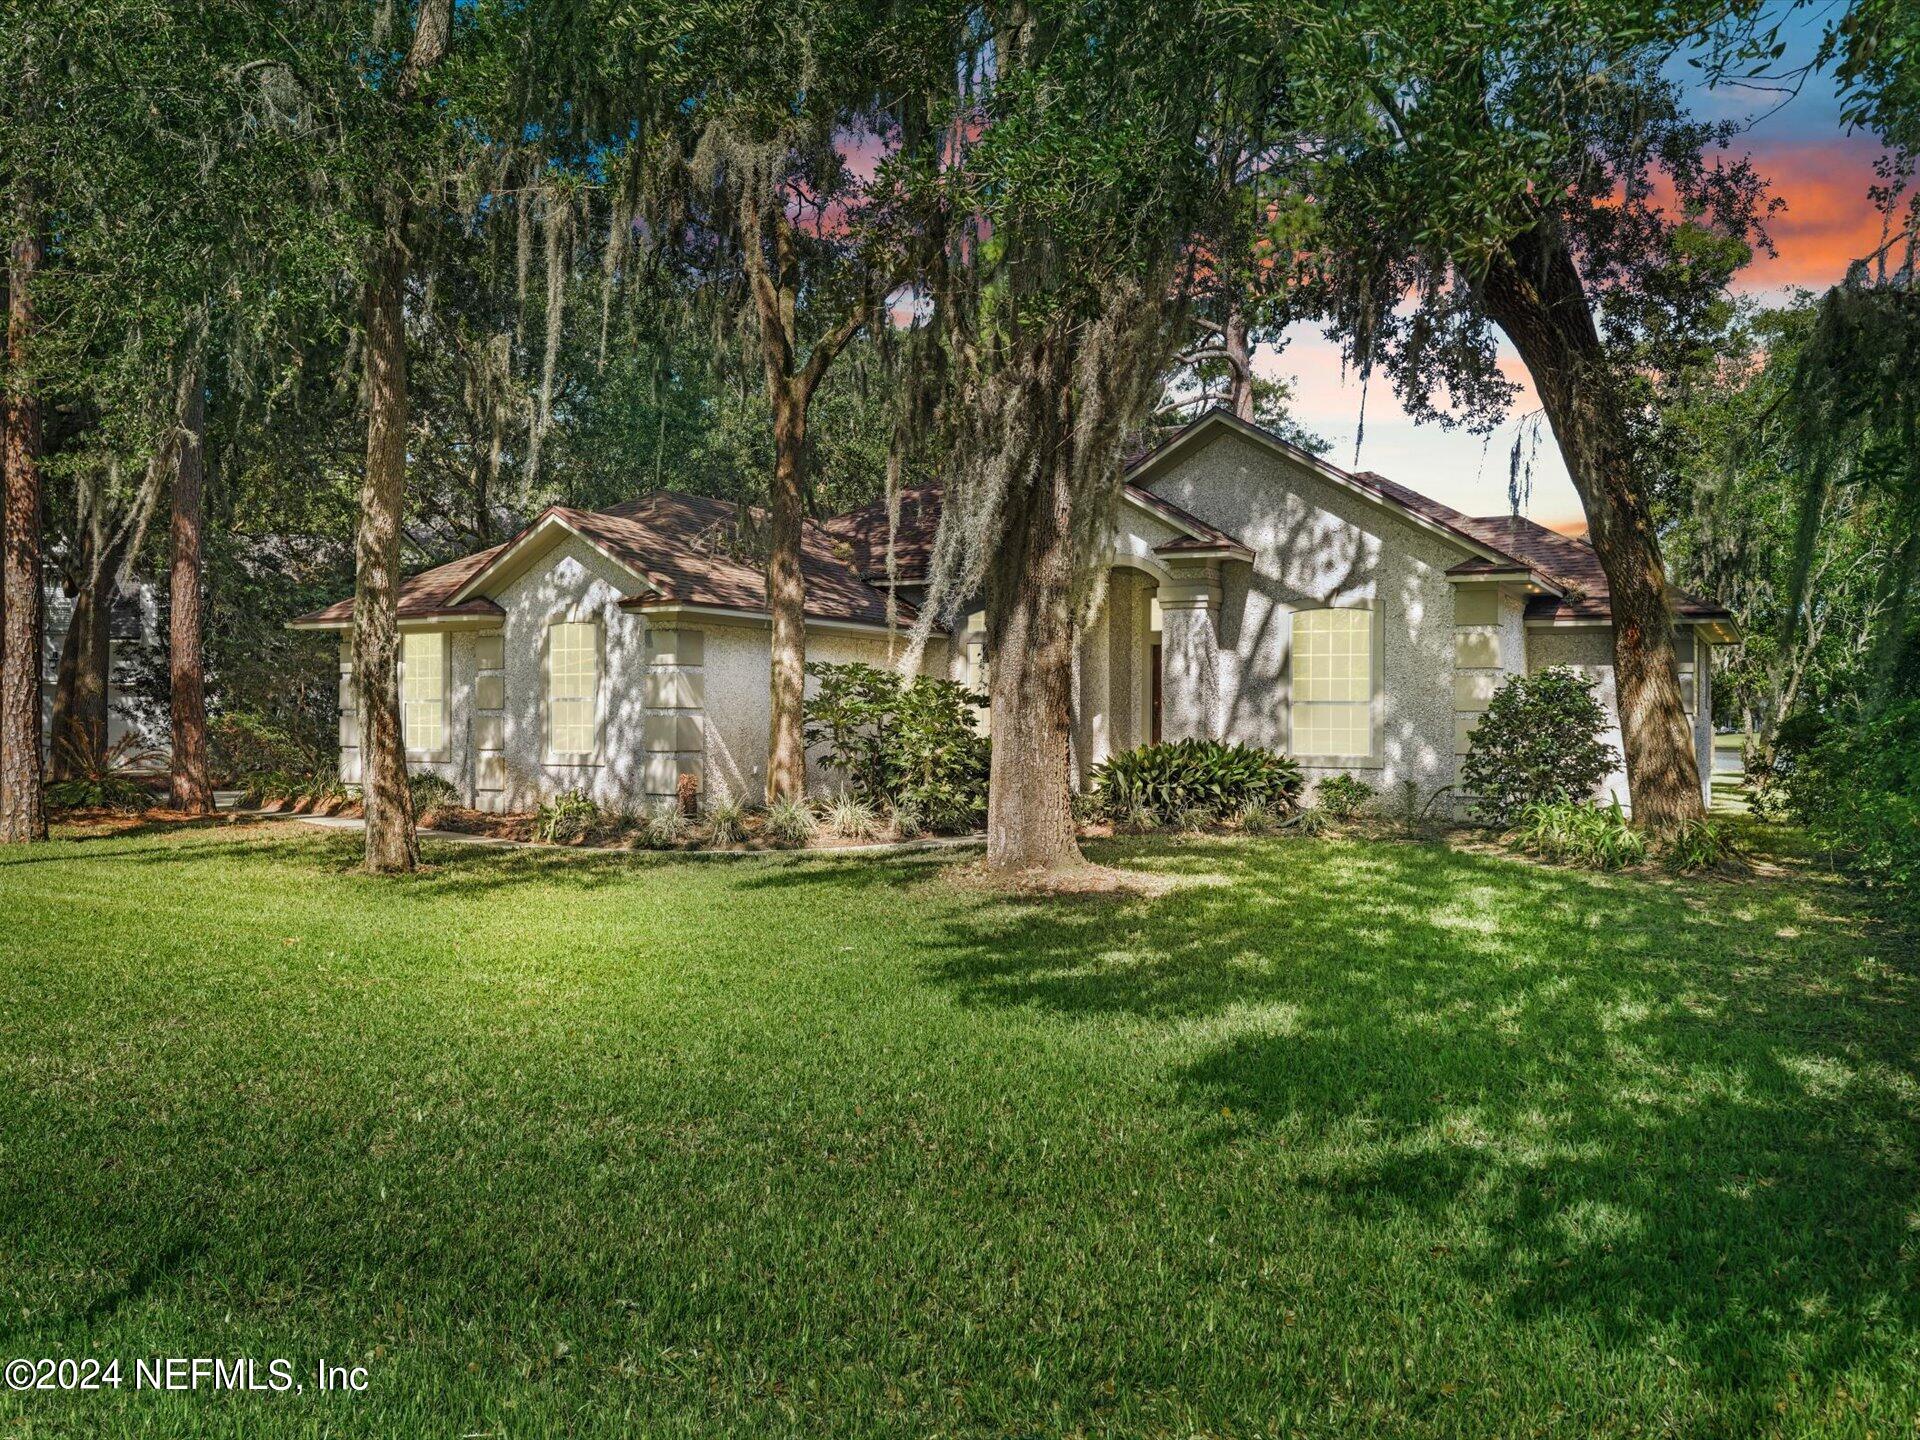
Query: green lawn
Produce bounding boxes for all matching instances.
[2,820,1916,1438]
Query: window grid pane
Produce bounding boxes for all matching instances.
[1292,609,1372,756]
[400,633,445,754]
[549,622,598,754]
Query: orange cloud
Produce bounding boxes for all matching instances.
[1740,136,1893,293]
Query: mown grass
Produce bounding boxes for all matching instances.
[1,817,1915,1437]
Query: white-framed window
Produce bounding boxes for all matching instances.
[400,632,448,758]
[547,619,600,759]
[1291,607,1375,759]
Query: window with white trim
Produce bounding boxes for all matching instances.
[399,632,447,756]
[1291,608,1374,758]
[547,620,599,757]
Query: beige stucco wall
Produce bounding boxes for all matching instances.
[338,530,944,813]
[700,619,939,806]
[1138,429,1463,801]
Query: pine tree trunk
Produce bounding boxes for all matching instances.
[346,0,448,872]
[353,221,418,873]
[764,382,808,803]
[1,205,46,842]
[49,557,110,780]
[1477,223,1704,833]
[169,366,211,814]
[983,385,1085,876]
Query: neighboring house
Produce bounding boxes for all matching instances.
[291,410,1735,814]
[43,577,170,767]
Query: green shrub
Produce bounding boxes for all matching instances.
[536,790,601,845]
[1507,800,1648,870]
[409,772,460,815]
[1092,739,1303,824]
[212,710,325,784]
[1778,700,1920,904]
[890,801,924,840]
[764,795,817,848]
[48,775,149,812]
[804,662,989,830]
[1315,773,1374,820]
[704,794,746,845]
[1461,668,1619,827]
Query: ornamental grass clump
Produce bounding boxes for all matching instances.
[1236,798,1276,834]
[641,806,687,850]
[535,790,601,845]
[764,796,817,848]
[1508,799,1648,870]
[703,794,746,845]
[1656,815,1743,874]
[826,794,879,840]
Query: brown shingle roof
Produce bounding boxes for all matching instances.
[818,486,945,584]
[1446,513,1732,622]
[290,546,507,627]
[820,481,1251,582]
[292,491,915,631]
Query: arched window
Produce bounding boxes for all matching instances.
[1290,608,1375,759]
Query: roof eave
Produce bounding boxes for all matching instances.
[284,604,505,634]
[622,597,925,638]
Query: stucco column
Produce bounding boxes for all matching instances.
[1074,579,1114,787]
[1157,560,1220,742]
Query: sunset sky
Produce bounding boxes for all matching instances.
[1262,1,1886,531]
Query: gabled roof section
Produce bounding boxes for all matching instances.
[288,547,506,629]
[1128,409,1527,570]
[292,491,914,634]
[1129,408,1734,630]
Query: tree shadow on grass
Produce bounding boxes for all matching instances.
[918,833,1920,1402]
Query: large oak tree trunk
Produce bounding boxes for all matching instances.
[983,377,1085,876]
[1477,222,1704,833]
[1,207,46,842]
[764,384,808,803]
[353,223,418,873]
[169,366,211,814]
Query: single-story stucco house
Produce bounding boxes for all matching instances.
[291,409,1736,814]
